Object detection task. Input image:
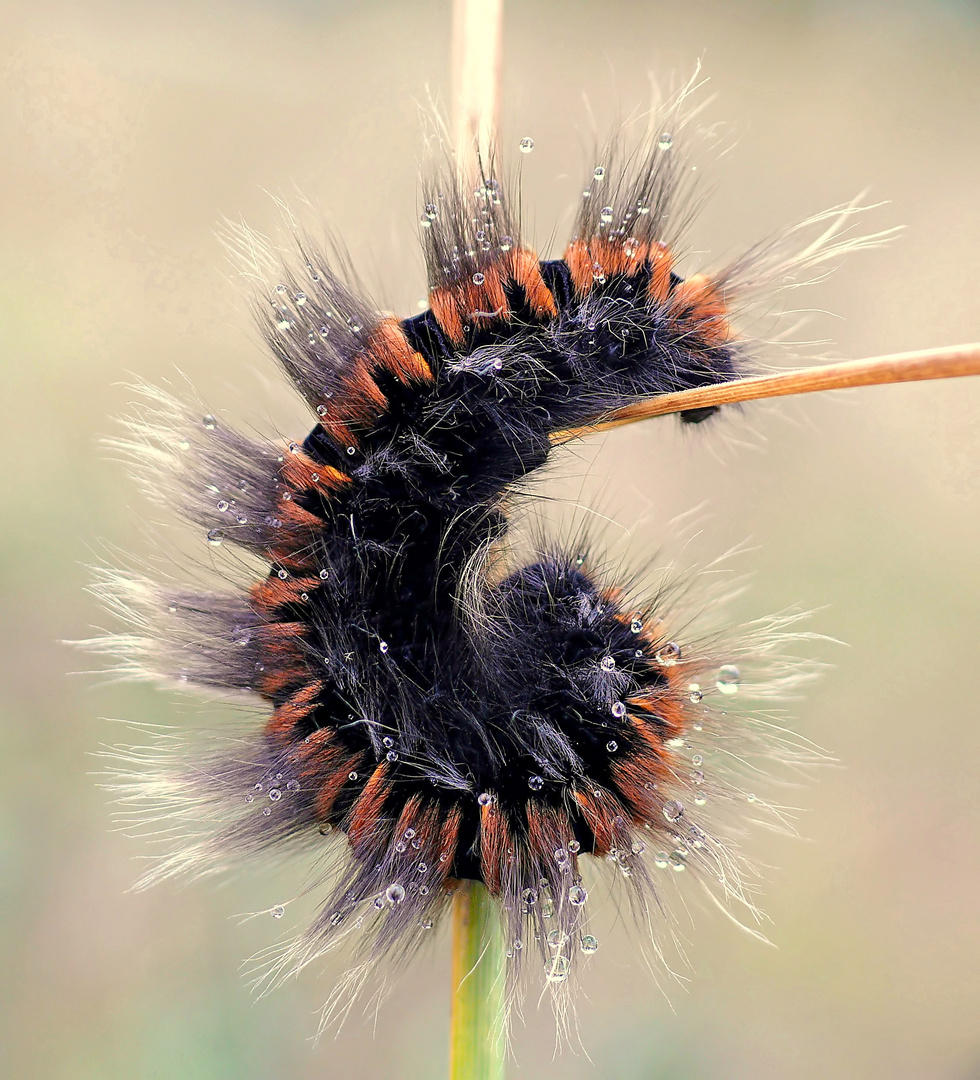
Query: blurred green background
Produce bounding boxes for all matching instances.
[1,1,978,1077]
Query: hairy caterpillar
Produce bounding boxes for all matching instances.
[93,91,882,1033]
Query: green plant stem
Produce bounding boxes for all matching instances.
[449,881,506,1080]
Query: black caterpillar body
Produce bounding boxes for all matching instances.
[98,107,854,1027]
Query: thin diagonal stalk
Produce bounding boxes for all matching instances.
[450,881,506,1080]
[551,342,980,442]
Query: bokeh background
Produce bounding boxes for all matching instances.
[2,1,978,1077]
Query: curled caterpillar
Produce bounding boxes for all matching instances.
[93,94,876,1033]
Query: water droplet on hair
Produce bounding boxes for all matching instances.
[207,529,224,546]
[688,684,703,704]
[244,793,254,803]
[541,897,555,919]
[294,292,307,306]
[424,202,438,221]
[262,807,272,816]
[319,568,330,580]
[379,640,389,654]
[277,568,288,580]
[545,955,569,982]
[691,770,705,785]
[716,664,741,694]
[216,500,229,513]
[547,929,567,950]
[630,617,643,634]
[654,851,669,868]
[692,754,703,767]
[394,841,406,853]
[270,905,284,918]
[286,779,300,792]
[606,740,618,753]
[663,800,684,822]
[600,655,616,672]
[277,318,293,331]
[521,887,538,906]
[472,272,485,285]
[499,235,513,252]
[385,883,405,905]
[599,205,614,225]
[568,884,588,906]
[658,131,673,151]
[519,136,535,153]
[593,165,605,180]
[567,839,581,854]
[580,934,599,954]
[202,414,217,430]
[268,789,281,802]
[527,774,544,792]
[631,840,645,855]
[477,792,493,807]
[386,750,398,763]
[669,852,686,871]
[348,771,358,782]
[610,701,626,719]
[656,641,681,665]
[346,446,356,456]
[347,318,362,333]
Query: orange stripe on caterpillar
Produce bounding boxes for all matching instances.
[368,318,434,384]
[565,236,655,294]
[572,787,628,857]
[314,750,366,822]
[479,796,509,895]
[250,574,318,613]
[280,447,351,495]
[347,763,391,851]
[265,679,323,740]
[668,273,731,346]
[429,247,556,344]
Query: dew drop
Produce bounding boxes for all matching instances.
[623,237,640,257]
[424,202,438,220]
[656,641,681,666]
[277,568,288,580]
[580,934,599,954]
[547,929,567,949]
[630,617,643,634]
[610,701,627,719]
[216,500,229,512]
[669,852,687,872]
[316,403,328,416]
[286,779,300,791]
[477,792,493,807]
[319,568,330,580]
[394,841,406,853]
[528,775,544,792]
[379,640,389,654]
[654,851,669,868]
[244,793,254,803]
[472,272,485,286]
[567,839,581,854]
[658,131,673,151]
[499,235,513,252]
[631,840,645,855]
[545,955,569,982]
[568,884,588,906]
[599,205,614,225]
[593,165,605,180]
[207,529,224,546]
[694,793,707,806]
[521,887,538,906]
[348,771,358,782]
[386,750,398,763]
[606,740,618,753]
[519,136,535,153]
[600,655,616,672]
[202,414,217,430]
[346,446,356,456]
[385,883,406,905]
[691,770,705,785]
[663,800,684,822]
[294,292,307,306]
[692,754,703,767]
[716,664,741,694]
[270,905,284,919]
[688,684,703,704]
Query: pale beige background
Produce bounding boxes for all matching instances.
[1,2,978,1078]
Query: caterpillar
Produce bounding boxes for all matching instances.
[93,92,878,1033]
